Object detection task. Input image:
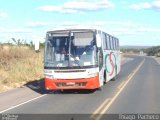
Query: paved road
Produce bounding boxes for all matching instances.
[107,56,160,113]
[1,55,160,120]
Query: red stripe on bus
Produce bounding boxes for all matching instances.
[45,75,100,90]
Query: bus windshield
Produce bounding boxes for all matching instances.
[45,30,98,68]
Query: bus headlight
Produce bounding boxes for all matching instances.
[88,73,98,78]
[45,75,54,79]
[44,70,52,74]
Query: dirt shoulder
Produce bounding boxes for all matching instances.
[153,56,160,64]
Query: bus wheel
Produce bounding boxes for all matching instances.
[111,76,116,81]
[111,65,117,81]
[97,86,103,91]
[103,70,107,84]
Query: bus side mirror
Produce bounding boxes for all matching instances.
[35,40,40,52]
[96,34,101,48]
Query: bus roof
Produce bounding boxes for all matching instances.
[47,26,102,33]
[47,26,117,38]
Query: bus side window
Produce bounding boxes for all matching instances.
[102,32,107,50]
[114,38,116,50]
[109,36,112,50]
[106,34,110,50]
[115,39,117,50]
[110,36,113,50]
[116,39,119,50]
[116,38,118,50]
[112,37,115,50]
[117,39,119,50]
[113,38,116,50]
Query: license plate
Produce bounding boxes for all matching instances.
[66,82,75,86]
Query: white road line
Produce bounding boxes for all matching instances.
[95,59,145,120]
[0,94,47,113]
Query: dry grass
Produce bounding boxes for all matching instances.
[0,45,44,92]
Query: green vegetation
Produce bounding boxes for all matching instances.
[144,46,160,57]
[120,48,141,53]
[120,46,160,57]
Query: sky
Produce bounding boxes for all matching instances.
[0,0,160,46]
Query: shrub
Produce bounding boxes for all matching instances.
[0,45,44,92]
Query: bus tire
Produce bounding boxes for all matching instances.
[111,65,117,81]
[97,86,103,91]
[103,70,107,84]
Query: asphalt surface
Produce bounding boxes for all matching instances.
[107,56,160,113]
[1,55,160,119]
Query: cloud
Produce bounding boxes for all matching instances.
[137,28,160,32]
[0,11,8,18]
[0,29,45,43]
[46,21,141,35]
[94,21,135,27]
[56,21,135,28]
[37,6,78,14]
[129,0,160,11]
[111,27,160,36]
[110,28,136,36]
[0,28,31,33]
[62,21,80,26]
[0,28,33,43]
[26,21,55,28]
[23,20,160,38]
[152,0,160,9]
[37,0,114,13]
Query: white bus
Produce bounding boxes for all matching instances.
[44,28,121,90]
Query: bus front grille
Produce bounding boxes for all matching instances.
[54,70,86,73]
[55,82,87,87]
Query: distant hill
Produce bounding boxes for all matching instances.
[120,45,160,57]
[120,45,151,49]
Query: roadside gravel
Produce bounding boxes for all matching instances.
[153,56,160,64]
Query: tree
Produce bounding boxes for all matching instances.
[145,46,160,56]
[11,38,25,46]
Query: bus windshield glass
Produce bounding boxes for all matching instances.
[45,30,98,68]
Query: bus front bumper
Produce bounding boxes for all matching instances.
[45,75,99,90]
